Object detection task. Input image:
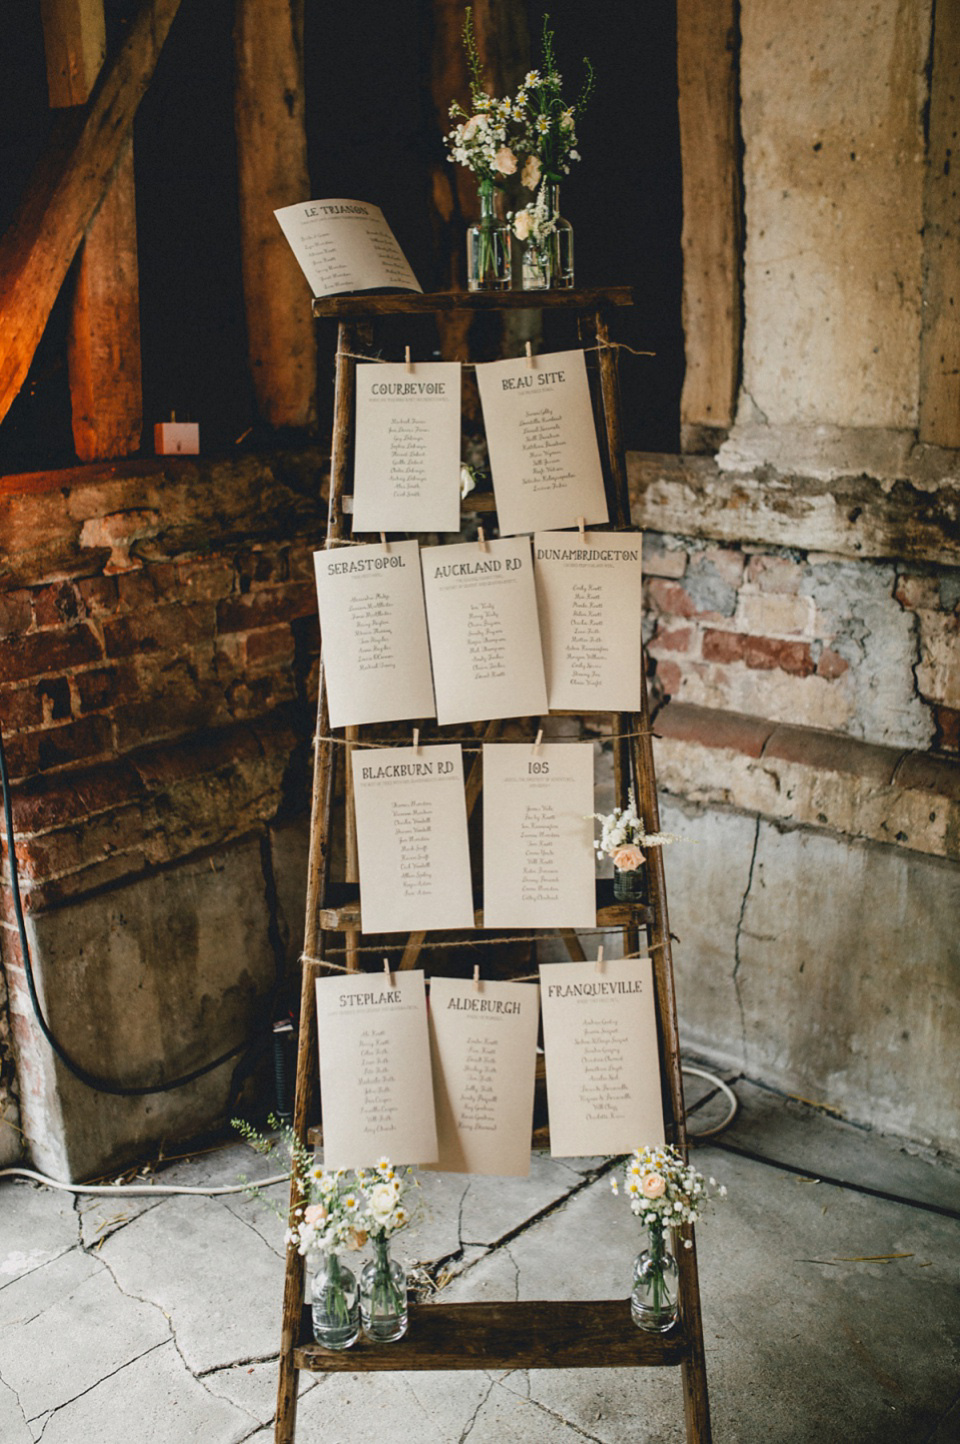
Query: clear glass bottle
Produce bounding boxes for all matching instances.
[613,865,647,904]
[359,1234,408,1342]
[467,180,512,291]
[521,182,574,291]
[310,1251,360,1350]
[631,1226,679,1332]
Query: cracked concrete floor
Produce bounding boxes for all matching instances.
[1,1073,958,1443]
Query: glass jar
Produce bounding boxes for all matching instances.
[631,1226,679,1332]
[359,1235,408,1342]
[310,1251,360,1351]
[467,180,512,291]
[521,182,574,291]
[613,866,647,904]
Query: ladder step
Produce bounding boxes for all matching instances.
[317,880,652,934]
[294,1299,689,1372]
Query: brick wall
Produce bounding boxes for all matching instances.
[0,451,326,1175]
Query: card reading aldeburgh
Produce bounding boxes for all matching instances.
[313,540,435,729]
[316,970,438,1170]
[274,198,421,297]
[420,537,547,725]
[353,362,462,534]
[475,349,609,537]
[539,957,665,1157]
[351,745,475,934]
[533,530,644,711]
[482,743,596,929]
[427,976,540,1176]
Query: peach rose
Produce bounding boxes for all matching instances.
[493,146,518,175]
[345,1227,368,1251]
[612,844,645,872]
[513,210,533,241]
[641,1173,666,1199]
[521,154,541,189]
[462,114,489,140]
[303,1203,327,1226]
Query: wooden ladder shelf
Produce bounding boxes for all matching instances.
[274,288,711,1444]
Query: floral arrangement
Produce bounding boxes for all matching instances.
[593,788,679,874]
[232,1118,417,1257]
[445,10,594,213]
[611,1143,725,1246]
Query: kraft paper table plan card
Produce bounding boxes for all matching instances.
[352,363,462,534]
[533,531,644,711]
[313,540,435,728]
[351,745,475,934]
[539,957,665,1157]
[427,977,540,1176]
[474,349,609,537]
[482,743,596,928]
[274,199,421,297]
[316,970,438,1170]
[420,537,548,724]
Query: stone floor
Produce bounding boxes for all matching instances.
[1,1068,958,1443]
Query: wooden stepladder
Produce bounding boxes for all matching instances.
[274,288,711,1444]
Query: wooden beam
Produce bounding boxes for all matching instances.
[40,0,106,108]
[918,0,960,448]
[675,0,743,453]
[233,0,317,429]
[67,138,142,460]
[0,0,182,431]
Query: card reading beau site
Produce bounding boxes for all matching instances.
[539,957,665,1157]
[533,530,644,711]
[475,349,609,537]
[353,363,462,534]
[427,976,540,1176]
[313,540,435,729]
[316,970,438,1170]
[351,745,475,934]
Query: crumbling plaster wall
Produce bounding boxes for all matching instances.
[651,0,959,1155]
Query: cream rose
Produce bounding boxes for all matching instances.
[493,146,518,175]
[368,1182,397,1224]
[641,1173,666,1199]
[462,114,489,141]
[612,844,644,872]
[513,210,533,241]
[521,154,541,189]
[303,1203,327,1226]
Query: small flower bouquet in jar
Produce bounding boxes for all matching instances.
[612,1144,725,1333]
[355,1158,420,1342]
[592,789,679,902]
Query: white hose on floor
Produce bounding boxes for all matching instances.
[682,1066,739,1138]
[0,1166,289,1196]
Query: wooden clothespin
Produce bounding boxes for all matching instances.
[525,340,535,370]
[532,728,543,754]
[473,964,481,992]
[477,523,489,551]
[578,516,586,542]
[405,345,413,374]
[381,531,390,551]
[384,956,394,985]
[595,944,605,975]
[412,727,420,754]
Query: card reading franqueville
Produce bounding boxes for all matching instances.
[313,540,435,729]
[482,743,596,929]
[351,745,475,934]
[420,537,547,725]
[274,199,421,297]
[427,976,540,1176]
[353,363,462,534]
[533,530,644,711]
[539,957,665,1157]
[475,349,609,537]
[315,970,438,1170]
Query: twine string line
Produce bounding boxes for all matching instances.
[335,339,655,369]
[312,728,653,749]
[300,935,661,980]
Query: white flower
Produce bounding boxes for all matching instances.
[513,209,533,241]
[460,465,477,499]
[368,1182,398,1224]
[521,154,541,189]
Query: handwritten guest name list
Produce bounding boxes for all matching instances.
[313,540,435,728]
[274,199,421,297]
[475,349,608,536]
[353,363,462,533]
[539,958,665,1157]
[482,743,596,928]
[351,745,474,934]
[427,977,540,1175]
[421,537,548,725]
[533,531,644,711]
[315,970,438,1169]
